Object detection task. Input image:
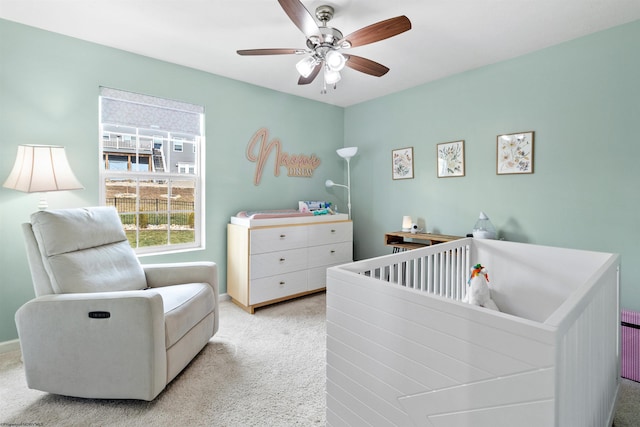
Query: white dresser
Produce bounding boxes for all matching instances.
[227,214,352,313]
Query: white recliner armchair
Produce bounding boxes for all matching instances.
[16,206,218,401]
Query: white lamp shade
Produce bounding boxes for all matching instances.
[402,216,412,231]
[336,147,358,160]
[296,56,317,78]
[325,50,346,71]
[3,144,84,193]
[324,68,341,85]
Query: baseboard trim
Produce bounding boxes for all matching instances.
[0,339,20,354]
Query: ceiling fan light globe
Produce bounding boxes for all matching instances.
[296,56,317,78]
[326,50,346,71]
[324,68,341,85]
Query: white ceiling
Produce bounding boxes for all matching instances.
[2,0,640,107]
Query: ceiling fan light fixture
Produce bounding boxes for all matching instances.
[324,67,341,85]
[238,1,412,92]
[296,56,317,78]
[325,50,346,71]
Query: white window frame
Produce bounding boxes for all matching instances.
[98,88,205,256]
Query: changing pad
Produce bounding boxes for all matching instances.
[235,209,313,219]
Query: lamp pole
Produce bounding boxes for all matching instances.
[345,157,352,219]
[327,147,357,220]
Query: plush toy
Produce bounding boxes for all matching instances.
[462,264,500,311]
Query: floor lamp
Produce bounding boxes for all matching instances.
[325,146,357,219]
[3,144,84,210]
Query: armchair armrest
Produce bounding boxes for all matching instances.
[143,261,218,296]
[143,261,219,338]
[15,291,167,400]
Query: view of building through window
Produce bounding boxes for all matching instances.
[99,88,204,254]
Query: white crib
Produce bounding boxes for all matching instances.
[326,238,620,427]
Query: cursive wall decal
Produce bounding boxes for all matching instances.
[246,128,321,185]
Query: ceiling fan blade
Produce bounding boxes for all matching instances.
[237,48,301,56]
[344,55,389,77]
[278,0,319,38]
[339,16,411,48]
[298,62,322,85]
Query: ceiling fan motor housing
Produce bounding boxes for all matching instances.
[306,26,344,51]
[315,5,334,23]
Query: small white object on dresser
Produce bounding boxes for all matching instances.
[227,214,352,313]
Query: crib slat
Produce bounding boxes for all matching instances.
[438,252,443,295]
[444,250,450,297]
[427,254,434,293]
[452,249,458,299]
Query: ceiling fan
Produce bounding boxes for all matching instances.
[237,0,411,93]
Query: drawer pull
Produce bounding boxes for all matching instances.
[279,258,286,262]
[279,281,285,285]
[279,234,286,238]
[331,229,336,233]
[330,250,336,254]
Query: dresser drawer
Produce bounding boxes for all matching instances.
[308,241,352,269]
[250,248,307,279]
[307,222,352,246]
[250,271,308,304]
[250,226,307,254]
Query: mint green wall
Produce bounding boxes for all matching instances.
[2,18,639,343]
[345,20,640,311]
[0,19,344,342]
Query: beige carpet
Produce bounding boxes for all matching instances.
[1,292,639,426]
[0,294,326,426]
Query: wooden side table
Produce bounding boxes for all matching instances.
[384,231,463,252]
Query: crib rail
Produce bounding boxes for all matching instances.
[341,238,472,301]
[552,260,621,427]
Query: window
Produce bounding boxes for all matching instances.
[177,162,196,174]
[99,87,205,255]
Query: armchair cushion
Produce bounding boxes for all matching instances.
[30,207,146,293]
[153,283,215,348]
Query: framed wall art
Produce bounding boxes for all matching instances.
[497,131,534,174]
[437,140,465,178]
[392,147,414,180]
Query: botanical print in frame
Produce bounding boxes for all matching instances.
[437,140,465,177]
[392,147,414,180]
[497,131,534,174]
